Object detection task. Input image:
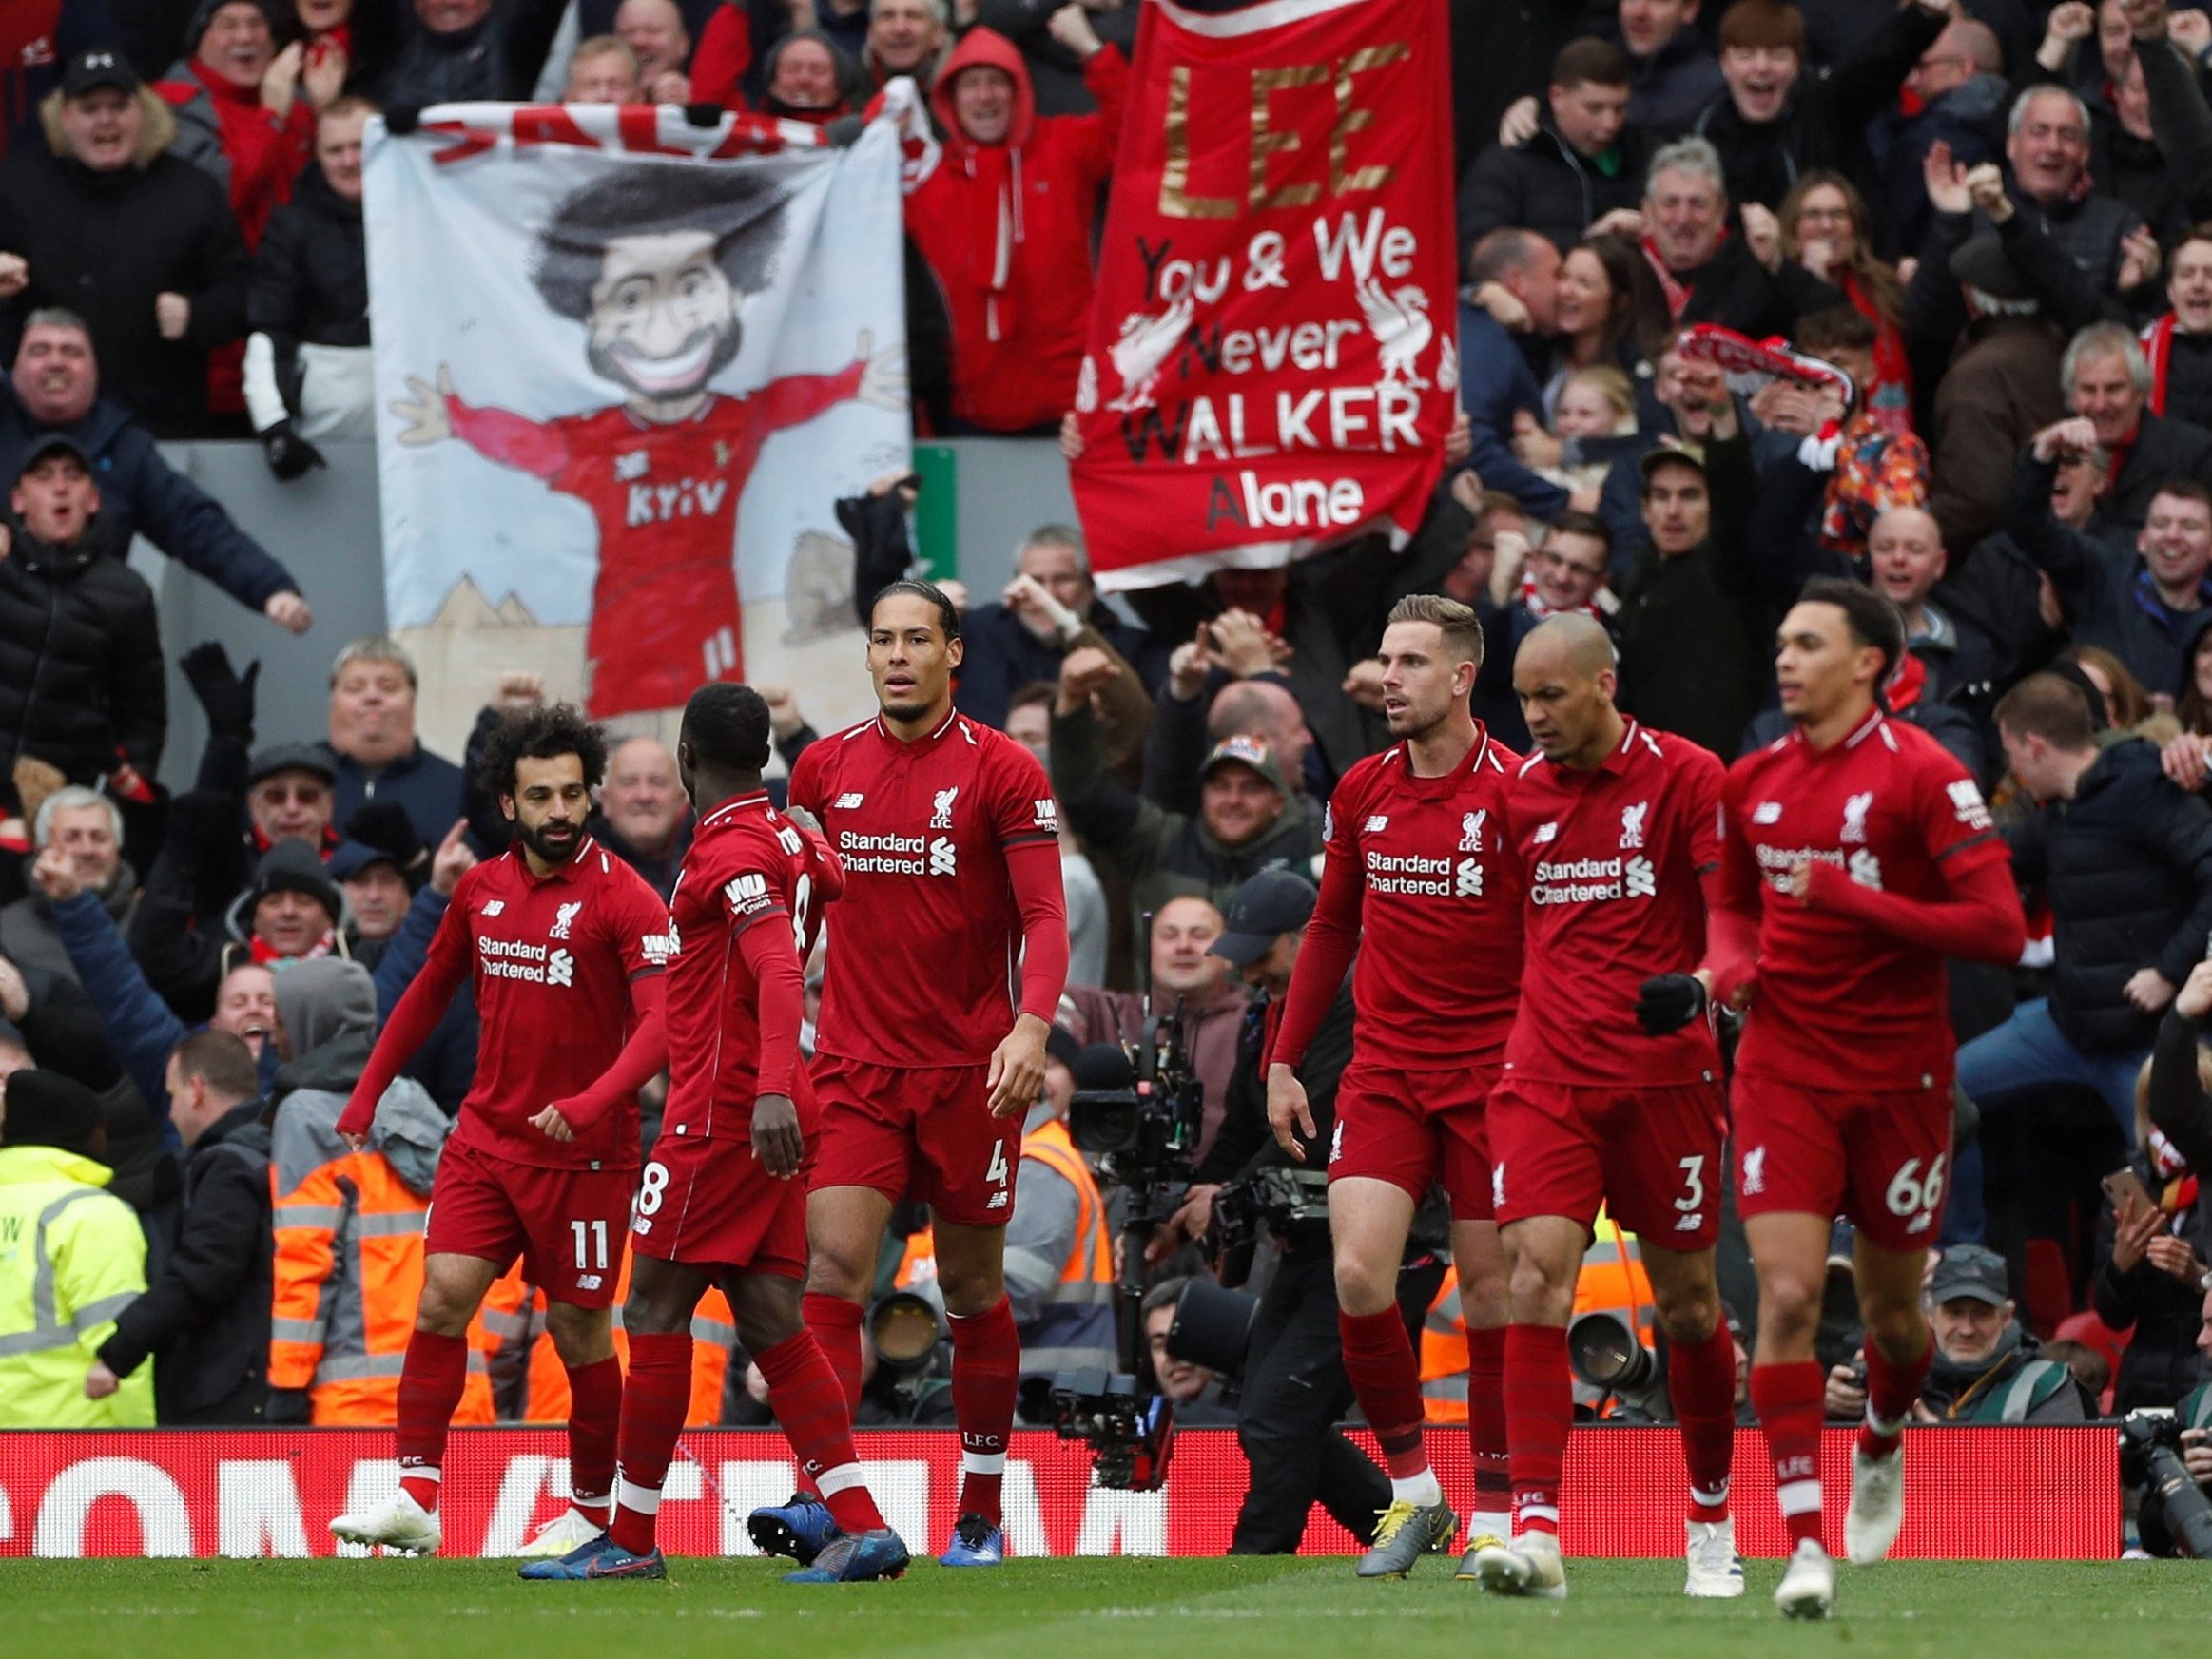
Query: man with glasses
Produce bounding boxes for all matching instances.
[1472,513,1619,751]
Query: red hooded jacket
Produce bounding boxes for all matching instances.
[904,29,1127,434]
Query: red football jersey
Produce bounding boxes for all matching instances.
[1502,721,1726,1086]
[449,366,863,718]
[1317,731,1523,1068]
[660,792,829,1142]
[790,710,1061,1067]
[1722,708,2008,1088]
[433,837,673,1170]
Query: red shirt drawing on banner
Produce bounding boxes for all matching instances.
[388,164,904,719]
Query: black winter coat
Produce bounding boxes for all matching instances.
[249,164,367,352]
[0,149,250,435]
[0,514,165,784]
[97,1099,273,1423]
[1457,119,1651,257]
[0,387,301,614]
[2006,736,2212,1053]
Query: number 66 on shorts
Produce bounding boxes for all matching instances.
[1731,1074,1955,1251]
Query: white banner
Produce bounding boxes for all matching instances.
[365,101,911,743]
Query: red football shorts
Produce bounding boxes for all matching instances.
[1486,1073,1726,1248]
[423,1140,635,1308]
[1329,1059,1500,1220]
[1731,1073,1952,1252]
[631,1124,809,1281]
[810,1055,1015,1227]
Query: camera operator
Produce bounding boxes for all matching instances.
[1150,868,1444,1554]
[1826,1246,2090,1425]
[2134,1283,2212,1558]
[1142,1278,1237,1424]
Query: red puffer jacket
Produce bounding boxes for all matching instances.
[903,29,1127,434]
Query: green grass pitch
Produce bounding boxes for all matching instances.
[6,1555,2210,1659]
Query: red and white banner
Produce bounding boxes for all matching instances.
[0,1427,2114,1558]
[1068,0,1457,590]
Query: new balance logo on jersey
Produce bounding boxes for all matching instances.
[1623,855,1657,897]
[547,948,575,988]
[1752,801,1783,825]
[834,793,865,810]
[1364,814,1390,834]
[614,450,649,482]
[1620,801,1648,849]
[1032,798,1059,833]
[548,899,583,940]
[481,899,506,916]
[1741,1146,1766,1195]
[725,873,771,916]
[930,785,960,829]
[1841,790,1874,844]
[1454,858,1484,897]
[1460,810,1486,852]
[1947,778,1993,830]
[1532,821,1559,844]
[929,837,958,876]
[1849,848,1884,890]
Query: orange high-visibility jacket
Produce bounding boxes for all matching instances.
[517,1256,735,1427]
[269,1147,499,1424]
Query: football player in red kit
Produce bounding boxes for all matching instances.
[762,580,1069,1568]
[1716,579,2024,1618]
[1471,613,1743,1604]
[519,683,908,1583]
[1265,595,1520,1580]
[330,706,672,1557]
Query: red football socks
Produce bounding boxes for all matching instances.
[1752,1360,1827,1550]
[1667,1322,1737,1523]
[1338,1307,1431,1482]
[947,1297,1021,1527]
[756,1330,885,1534]
[1858,1333,1931,1461]
[802,1291,865,1418]
[610,1332,692,1556]
[1465,1322,1511,1524]
[1503,1322,1571,1537]
[395,1328,470,1513]
[564,1355,623,1526]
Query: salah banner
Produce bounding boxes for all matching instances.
[364,99,911,742]
[1068,0,1458,591]
[0,1427,2111,1558]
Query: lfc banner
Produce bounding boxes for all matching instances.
[1068,0,1457,591]
[365,100,910,735]
[0,1427,2114,1558]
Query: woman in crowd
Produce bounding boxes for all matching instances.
[2091,1054,2210,1415]
[1777,170,1911,434]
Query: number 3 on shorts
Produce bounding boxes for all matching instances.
[986,1139,1010,1192]
[1676,1154,1706,1212]
[1885,1154,1947,1221]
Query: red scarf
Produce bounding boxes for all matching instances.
[250,930,337,965]
[1643,236,1692,321]
[1843,271,1913,434]
[2144,313,2179,417]
[1516,566,1601,621]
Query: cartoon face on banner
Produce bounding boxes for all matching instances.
[367,106,909,742]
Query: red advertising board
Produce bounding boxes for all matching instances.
[0,1427,2114,1559]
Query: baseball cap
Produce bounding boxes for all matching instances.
[247,741,338,789]
[1928,1244,2010,1308]
[326,839,401,883]
[1639,437,1708,481]
[1210,867,1318,967]
[18,434,93,477]
[61,48,139,100]
[1199,733,1288,795]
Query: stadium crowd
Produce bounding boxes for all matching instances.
[5,0,2212,1558]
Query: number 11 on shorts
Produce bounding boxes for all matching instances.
[572,1217,610,1271]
